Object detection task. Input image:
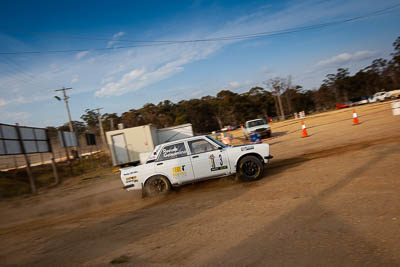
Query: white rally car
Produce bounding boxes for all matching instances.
[120,135,272,196]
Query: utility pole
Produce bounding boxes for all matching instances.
[95,108,107,149]
[55,87,73,132]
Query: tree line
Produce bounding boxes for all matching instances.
[54,36,400,134]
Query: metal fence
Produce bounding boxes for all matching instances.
[0,133,106,171]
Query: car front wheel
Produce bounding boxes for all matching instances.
[238,155,264,182]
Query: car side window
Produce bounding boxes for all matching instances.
[188,139,217,154]
[157,142,187,161]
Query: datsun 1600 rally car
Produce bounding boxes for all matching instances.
[120,135,272,196]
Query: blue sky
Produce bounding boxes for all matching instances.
[0,0,399,127]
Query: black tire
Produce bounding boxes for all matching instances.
[144,175,171,197]
[237,155,264,182]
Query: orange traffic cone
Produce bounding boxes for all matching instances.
[353,110,359,125]
[301,121,308,137]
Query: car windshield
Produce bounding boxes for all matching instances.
[205,136,227,148]
[247,119,266,128]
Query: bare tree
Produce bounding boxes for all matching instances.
[265,77,287,120]
[285,76,293,114]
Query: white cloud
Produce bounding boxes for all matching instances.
[75,51,89,60]
[96,57,189,97]
[0,98,8,107]
[315,50,377,68]
[96,42,218,97]
[1,111,31,124]
[2,96,42,107]
[191,90,204,97]
[101,76,114,85]
[108,64,126,76]
[113,31,125,39]
[261,66,272,74]
[229,81,240,88]
[71,75,79,84]
[108,31,126,47]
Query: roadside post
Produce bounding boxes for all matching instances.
[46,129,60,184]
[13,155,18,169]
[15,123,37,194]
[85,133,97,169]
[58,131,78,174]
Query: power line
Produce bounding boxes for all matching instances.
[0,3,399,55]
[0,56,53,89]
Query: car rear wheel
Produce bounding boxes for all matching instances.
[238,155,264,182]
[144,175,171,197]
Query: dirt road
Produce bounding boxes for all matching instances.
[1,102,399,266]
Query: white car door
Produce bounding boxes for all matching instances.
[154,141,195,184]
[188,138,230,179]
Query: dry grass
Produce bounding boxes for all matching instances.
[0,153,112,198]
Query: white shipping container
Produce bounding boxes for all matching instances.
[106,123,193,166]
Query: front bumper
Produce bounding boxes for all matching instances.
[264,154,273,163]
[253,129,271,137]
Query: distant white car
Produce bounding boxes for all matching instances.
[368,92,387,103]
[243,119,271,139]
[351,96,369,106]
[387,90,400,99]
[120,135,272,196]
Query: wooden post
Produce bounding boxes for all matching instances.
[46,130,60,184]
[16,124,37,194]
[65,147,73,174]
[76,134,82,164]
[13,155,18,169]
[88,144,94,169]
[60,132,73,174]
[40,153,44,165]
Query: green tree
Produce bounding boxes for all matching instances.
[80,109,99,131]
[58,121,87,135]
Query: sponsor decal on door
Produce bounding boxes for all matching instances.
[209,154,228,171]
[173,165,187,176]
